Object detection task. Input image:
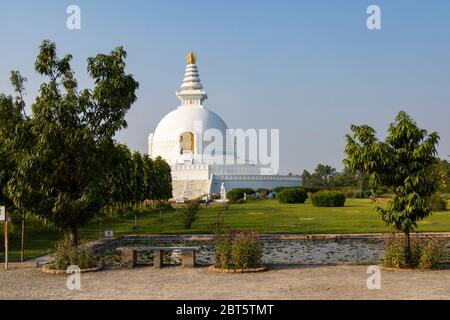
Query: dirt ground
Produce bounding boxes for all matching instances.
[1,265,450,300]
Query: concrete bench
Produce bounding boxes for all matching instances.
[116,246,200,269]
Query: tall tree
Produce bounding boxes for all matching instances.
[0,71,32,261]
[302,164,337,188]
[131,152,145,204]
[142,155,154,200]
[152,156,173,202]
[6,40,139,247]
[344,111,443,263]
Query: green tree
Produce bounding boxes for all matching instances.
[142,155,154,200]
[131,152,145,204]
[302,164,337,188]
[152,156,173,202]
[344,111,443,263]
[0,71,33,261]
[5,40,139,247]
[331,167,360,188]
[104,144,134,208]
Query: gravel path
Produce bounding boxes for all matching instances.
[1,265,450,300]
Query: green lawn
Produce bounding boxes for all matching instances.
[1,198,450,262]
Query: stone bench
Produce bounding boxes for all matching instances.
[116,246,200,269]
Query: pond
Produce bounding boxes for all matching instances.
[97,238,392,266]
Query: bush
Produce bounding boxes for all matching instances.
[428,193,447,212]
[177,200,200,229]
[226,188,255,202]
[277,188,308,204]
[312,191,346,207]
[256,188,269,198]
[47,235,98,270]
[231,231,263,269]
[345,190,356,198]
[384,236,448,269]
[214,231,263,270]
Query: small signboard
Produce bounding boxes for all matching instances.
[0,206,5,222]
[104,230,114,238]
[176,198,185,204]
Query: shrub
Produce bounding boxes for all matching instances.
[345,190,356,198]
[256,188,269,198]
[177,200,200,229]
[231,231,263,269]
[214,232,233,269]
[312,191,346,207]
[226,188,255,202]
[214,230,263,270]
[384,236,448,269]
[277,188,308,204]
[47,235,98,270]
[428,193,447,212]
[419,239,449,269]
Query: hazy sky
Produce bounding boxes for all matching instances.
[1,0,449,174]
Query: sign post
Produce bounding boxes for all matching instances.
[0,206,7,270]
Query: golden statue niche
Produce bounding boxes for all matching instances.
[180,132,195,154]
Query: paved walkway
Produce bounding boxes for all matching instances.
[1,265,450,300]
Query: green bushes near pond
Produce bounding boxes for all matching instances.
[384,236,449,269]
[312,191,346,207]
[277,188,308,204]
[214,230,263,270]
[46,235,98,270]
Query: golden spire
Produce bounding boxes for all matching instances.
[186,51,197,64]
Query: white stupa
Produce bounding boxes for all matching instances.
[148,52,301,200]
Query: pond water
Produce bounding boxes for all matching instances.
[98,238,393,266]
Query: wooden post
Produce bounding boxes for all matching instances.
[4,216,8,270]
[20,212,25,262]
[99,217,102,240]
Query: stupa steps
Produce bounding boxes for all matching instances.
[172,179,210,200]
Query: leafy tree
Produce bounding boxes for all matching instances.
[344,111,444,263]
[302,164,337,188]
[0,71,33,261]
[5,40,139,247]
[104,144,134,207]
[142,155,154,200]
[131,152,145,204]
[152,156,173,202]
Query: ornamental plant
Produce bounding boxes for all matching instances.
[344,111,445,265]
[277,188,308,204]
[311,191,346,207]
[47,235,98,270]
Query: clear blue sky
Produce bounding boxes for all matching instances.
[1,0,449,174]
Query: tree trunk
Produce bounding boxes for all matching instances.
[69,226,78,248]
[405,232,411,266]
[99,217,102,240]
[359,173,364,198]
[20,212,25,262]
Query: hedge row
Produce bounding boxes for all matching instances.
[311,191,346,207]
[277,188,308,204]
[226,188,256,201]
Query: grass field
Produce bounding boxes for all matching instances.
[1,198,450,262]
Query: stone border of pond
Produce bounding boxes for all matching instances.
[380,263,450,272]
[41,264,103,275]
[208,266,267,273]
[88,232,450,250]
